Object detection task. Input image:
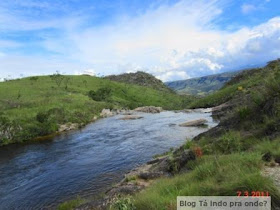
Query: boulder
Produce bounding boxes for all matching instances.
[179,119,208,127]
[134,106,163,113]
[119,115,143,120]
[100,109,114,118]
[58,123,79,132]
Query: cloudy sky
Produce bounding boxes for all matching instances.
[0,0,280,82]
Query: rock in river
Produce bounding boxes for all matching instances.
[179,119,208,127]
[119,115,143,120]
[134,106,163,113]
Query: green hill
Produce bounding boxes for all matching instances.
[0,74,190,146]
[105,71,173,93]
[165,71,240,95]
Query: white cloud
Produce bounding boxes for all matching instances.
[157,71,190,82]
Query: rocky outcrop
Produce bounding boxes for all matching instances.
[134,106,163,113]
[119,116,143,120]
[179,119,207,127]
[104,71,174,93]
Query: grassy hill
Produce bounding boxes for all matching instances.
[105,71,173,93]
[0,74,191,146]
[106,59,280,209]
[165,71,240,96]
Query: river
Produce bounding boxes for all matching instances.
[0,110,217,209]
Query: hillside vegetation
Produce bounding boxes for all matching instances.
[166,71,239,96]
[0,74,190,146]
[105,71,173,93]
[110,60,280,209]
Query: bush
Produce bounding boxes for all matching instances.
[36,111,49,123]
[111,196,136,210]
[29,76,39,81]
[88,87,112,101]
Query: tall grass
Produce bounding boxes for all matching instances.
[133,152,280,210]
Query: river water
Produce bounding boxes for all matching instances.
[0,110,217,209]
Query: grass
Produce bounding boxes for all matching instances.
[0,75,190,145]
[57,197,86,210]
[132,152,280,210]
[188,66,274,108]
[254,138,280,159]
[130,136,280,210]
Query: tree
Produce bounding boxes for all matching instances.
[50,72,64,88]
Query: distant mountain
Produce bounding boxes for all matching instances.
[105,71,173,92]
[165,71,241,96]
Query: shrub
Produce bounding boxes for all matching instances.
[111,196,136,210]
[29,76,39,81]
[88,87,112,101]
[36,111,49,123]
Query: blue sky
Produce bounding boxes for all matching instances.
[0,0,280,81]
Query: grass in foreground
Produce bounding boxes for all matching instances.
[111,134,280,210]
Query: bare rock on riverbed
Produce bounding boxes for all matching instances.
[134,106,163,113]
[119,115,143,120]
[100,109,114,118]
[58,123,79,132]
[100,109,125,118]
[179,119,208,127]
